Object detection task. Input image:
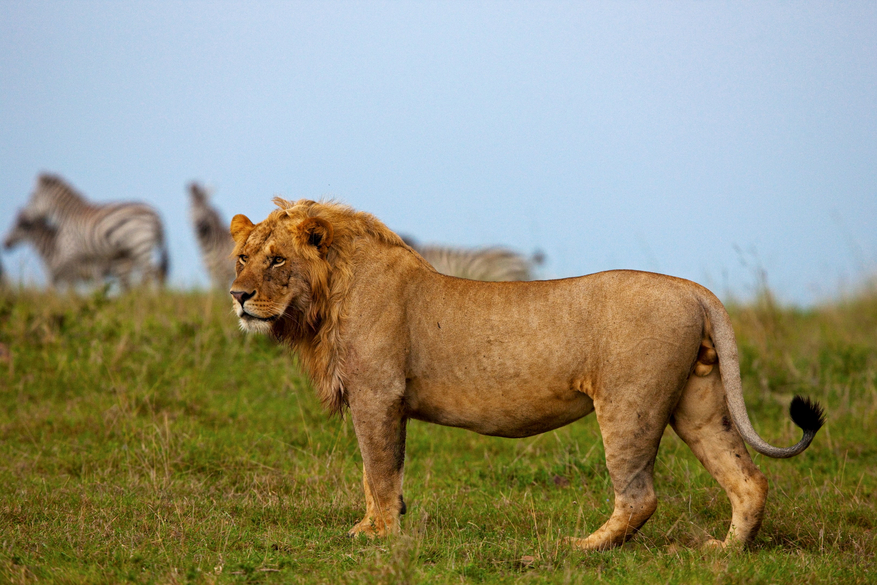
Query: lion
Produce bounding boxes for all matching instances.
[228,198,824,551]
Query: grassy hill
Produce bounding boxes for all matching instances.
[0,286,874,583]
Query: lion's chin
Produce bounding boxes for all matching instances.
[237,313,278,334]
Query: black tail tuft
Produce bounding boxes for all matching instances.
[790,395,826,433]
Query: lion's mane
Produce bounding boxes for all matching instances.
[239,198,418,413]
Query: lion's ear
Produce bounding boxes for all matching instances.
[297,217,334,256]
[230,214,254,245]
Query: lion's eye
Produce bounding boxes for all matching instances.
[271,256,286,267]
[238,255,248,266]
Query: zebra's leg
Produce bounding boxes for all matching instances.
[51,260,81,292]
[109,258,133,292]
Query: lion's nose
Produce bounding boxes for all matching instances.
[230,289,255,307]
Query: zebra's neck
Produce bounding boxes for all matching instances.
[27,226,59,262]
[46,185,89,219]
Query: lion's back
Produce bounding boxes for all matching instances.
[406,269,709,377]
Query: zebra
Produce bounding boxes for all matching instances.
[17,173,169,290]
[188,182,235,289]
[401,236,544,282]
[4,211,108,286]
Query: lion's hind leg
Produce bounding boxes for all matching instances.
[568,392,673,551]
[670,369,769,548]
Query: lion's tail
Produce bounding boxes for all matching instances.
[697,289,825,459]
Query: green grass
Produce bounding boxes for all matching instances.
[0,286,874,583]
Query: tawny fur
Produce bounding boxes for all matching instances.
[228,198,823,551]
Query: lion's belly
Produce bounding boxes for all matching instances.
[404,379,595,438]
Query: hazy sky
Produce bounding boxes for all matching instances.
[2,1,875,305]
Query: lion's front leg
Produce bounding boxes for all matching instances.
[347,395,408,539]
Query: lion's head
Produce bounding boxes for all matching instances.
[228,198,414,412]
[229,207,333,337]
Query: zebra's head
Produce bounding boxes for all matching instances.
[188,182,211,208]
[4,210,56,250]
[188,183,221,239]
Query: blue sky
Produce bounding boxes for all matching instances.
[1,1,875,305]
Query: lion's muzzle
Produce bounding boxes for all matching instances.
[230,289,255,309]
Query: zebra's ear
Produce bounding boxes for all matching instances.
[296,217,333,257]
[230,214,254,245]
[189,182,207,202]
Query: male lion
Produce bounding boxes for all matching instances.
[229,198,824,551]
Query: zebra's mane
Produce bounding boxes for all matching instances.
[37,173,86,204]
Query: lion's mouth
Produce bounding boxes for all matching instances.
[239,310,280,323]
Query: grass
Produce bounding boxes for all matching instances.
[0,285,874,583]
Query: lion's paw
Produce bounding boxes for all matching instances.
[347,517,398,539]
[702,538,726,550]
[347,519,379,539]
[564,535,608,551]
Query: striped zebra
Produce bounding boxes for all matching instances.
[402,236,544,281]
[4,211,108,286]
[17,173,169,290]
[188,182,235,289]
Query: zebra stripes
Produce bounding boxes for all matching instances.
[4,211,107,286]
[185,184,541,286]
[4,173,545,290]
[402,237,544,282]
[188,182,235,289]
[10,173,169,290]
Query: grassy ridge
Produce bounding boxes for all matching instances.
[0,287,874,583]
